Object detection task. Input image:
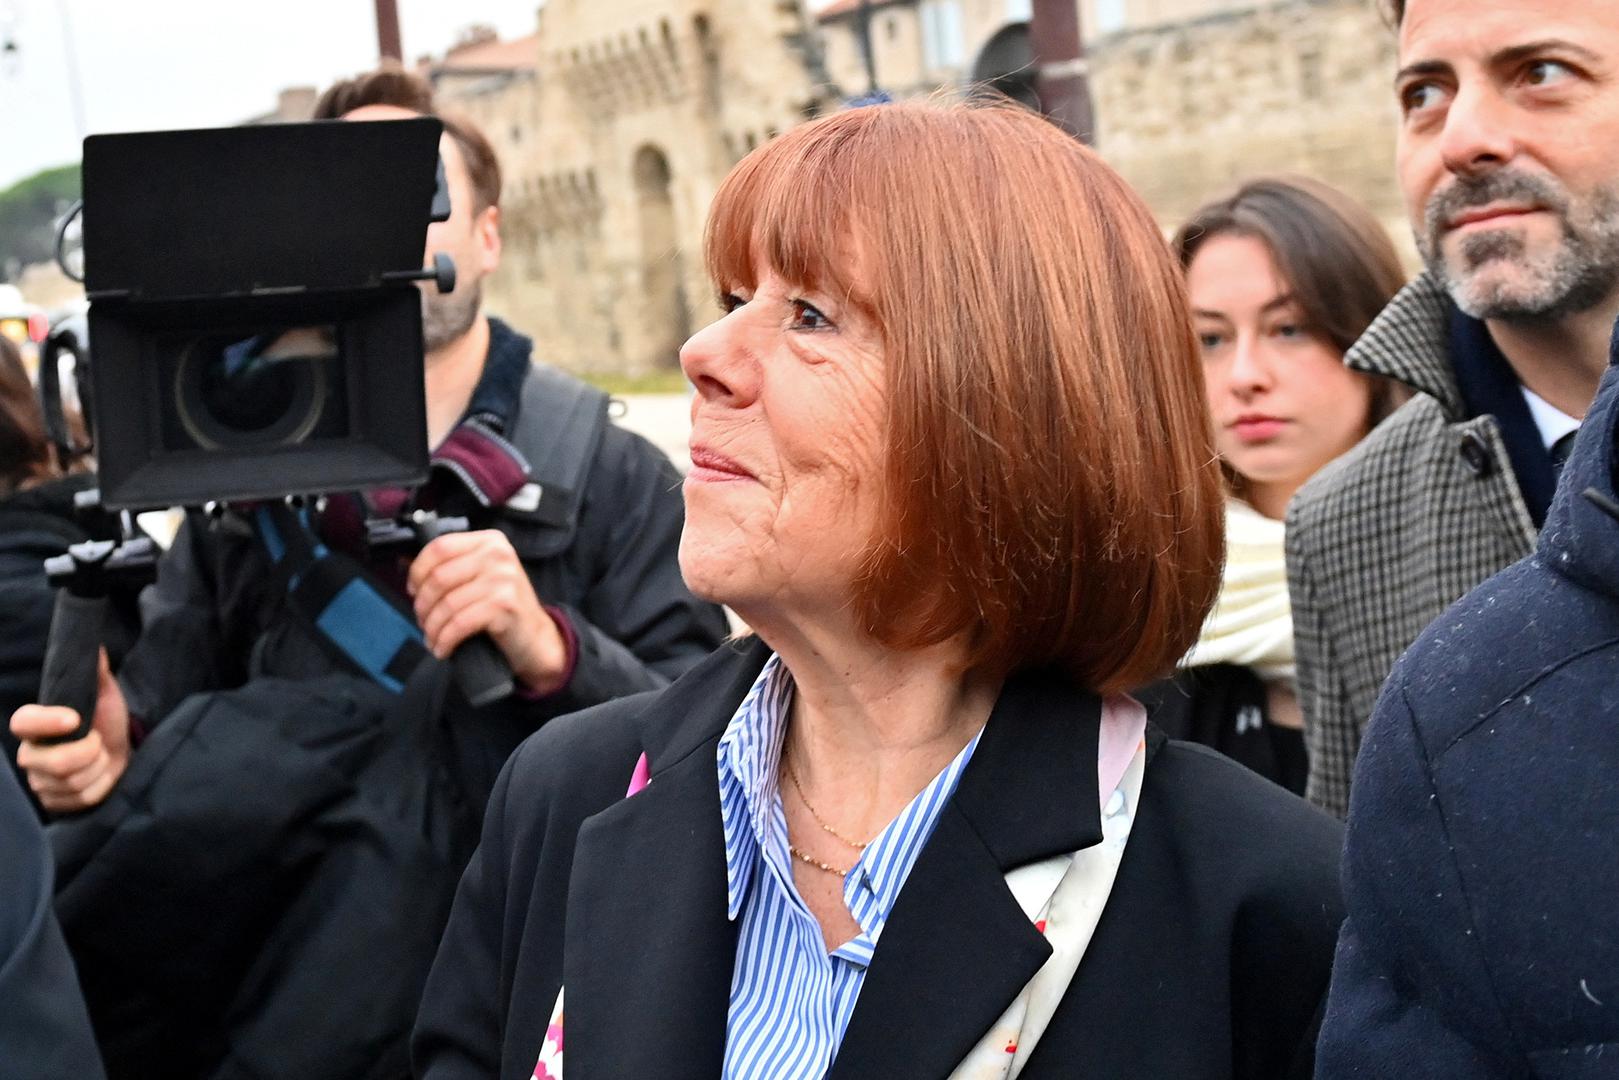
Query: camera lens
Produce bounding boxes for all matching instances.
[174,327,335,450]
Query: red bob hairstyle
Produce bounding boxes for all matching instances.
[704,101,1224,694]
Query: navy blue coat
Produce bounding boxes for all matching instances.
[0,765,104,1079]
[1316,345,1619,1075]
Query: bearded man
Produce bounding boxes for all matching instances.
[1285,0,1619,817]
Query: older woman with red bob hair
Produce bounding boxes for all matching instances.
[414,101,1343,1080]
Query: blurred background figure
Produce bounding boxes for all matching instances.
[1138,177,1405,795]
[0,333,134,818]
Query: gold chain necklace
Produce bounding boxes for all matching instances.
[787,842,852,878]
[781,749,876,878]
[782,750,872,851]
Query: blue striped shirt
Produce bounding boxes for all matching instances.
[716,653,982,1079]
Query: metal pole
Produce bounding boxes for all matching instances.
[856,0,879,97]
[56,0,87,139]
[374,0,403,64]
[1030,0,1094,143]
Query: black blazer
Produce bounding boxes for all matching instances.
[1138,664,1310,796]
[413,637,1345,1080]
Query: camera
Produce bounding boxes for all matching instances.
[78,117,449,509]
[34,115,515,726]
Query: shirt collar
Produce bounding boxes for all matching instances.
[716,653,794,921]
[1449,306,1561,526]
[715,652,983,948]
[1520,384,1581,451]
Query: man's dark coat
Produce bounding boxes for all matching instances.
[1317,339,1619,1075]
[0,764,104,1079]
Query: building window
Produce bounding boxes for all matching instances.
[1006,0,1032,21]
[920,0,965,71]
[1095,0,1127,35]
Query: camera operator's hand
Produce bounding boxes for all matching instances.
[409,530,570,696]
[11,649,132,814]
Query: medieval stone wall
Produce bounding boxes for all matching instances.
[483,0,826,375]
[1088,0,1413,255]
[470,0,1414,376]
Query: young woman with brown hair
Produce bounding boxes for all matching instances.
[1141,177,1407,794]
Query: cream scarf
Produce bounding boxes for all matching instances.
[1182,498,1294,685]
[948,723,1146,1078]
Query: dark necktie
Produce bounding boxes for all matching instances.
[1550,430,1578,476]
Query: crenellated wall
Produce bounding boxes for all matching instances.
[472,1,827,375]
[1088,0,1411,251]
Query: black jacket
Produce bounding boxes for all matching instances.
[1316,342,1619,1075]
[0,765,104,1080]
[1139,664,1309,796]
[54,671,477,1080]
[413,636,1346,1080]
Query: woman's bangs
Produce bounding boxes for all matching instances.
[704,128,867,306]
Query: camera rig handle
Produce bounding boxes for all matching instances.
[367,509,515,708]
[37,505,159,745]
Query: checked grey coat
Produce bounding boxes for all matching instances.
[1286,272,1536,818]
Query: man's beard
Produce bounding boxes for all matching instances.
[422,276,482,352]
[1419,170,1619,321]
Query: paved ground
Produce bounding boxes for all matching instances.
[613,392,694,472]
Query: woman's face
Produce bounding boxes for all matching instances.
[678,268,887,623]
[1188,233,1374,518]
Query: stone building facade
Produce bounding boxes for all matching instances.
[1089,0,1407,247]
[816,0,1409,252]
[424,30,546,338]
[347,0,1409,376]
[476,0,828,375]
[819,0,1037,103]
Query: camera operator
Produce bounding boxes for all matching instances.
[10,69,728,815]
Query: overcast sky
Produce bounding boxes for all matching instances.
[0,0,549,190]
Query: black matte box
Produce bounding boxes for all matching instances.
[81,119,441,509]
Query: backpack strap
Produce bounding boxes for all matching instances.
[247,365,607,689]
[499,365,610,555]
[254,504,431,694]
